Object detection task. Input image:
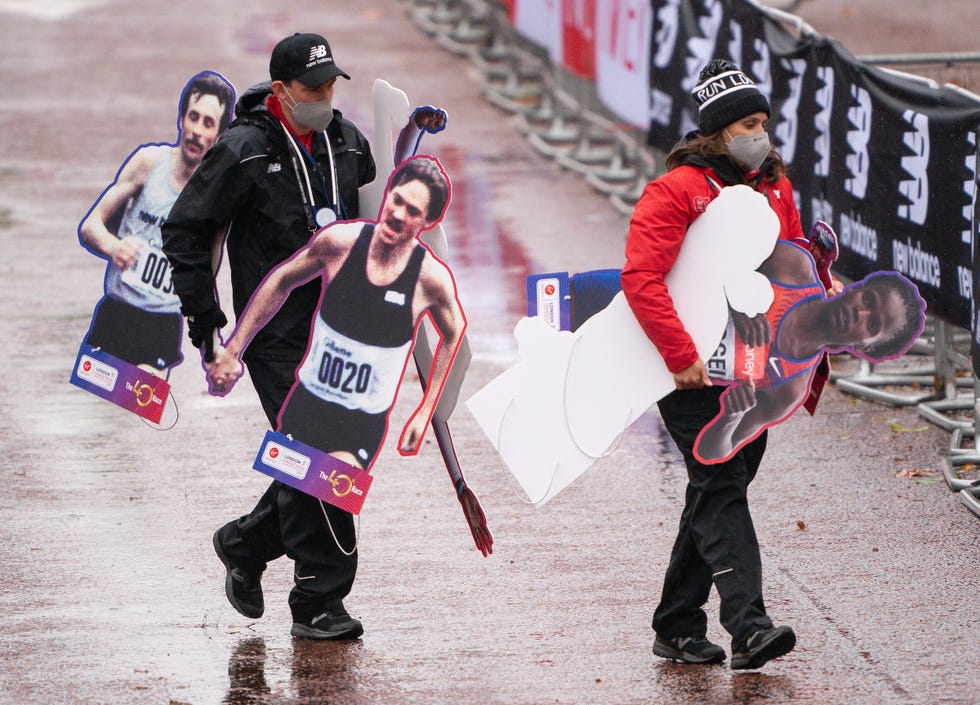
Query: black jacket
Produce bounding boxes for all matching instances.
[162,82,376,361]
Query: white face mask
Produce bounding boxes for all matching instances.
[283,87,334,132]
[725,130,771,172]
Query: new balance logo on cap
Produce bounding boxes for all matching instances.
[309,45,329,62]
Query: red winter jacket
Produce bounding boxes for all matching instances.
[621,163,804,373]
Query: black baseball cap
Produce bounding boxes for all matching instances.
[269,33,350,86]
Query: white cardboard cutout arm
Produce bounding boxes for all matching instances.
[360,79,411,218]
[360,79,470,420]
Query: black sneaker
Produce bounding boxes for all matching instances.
[291,606,364,641]
[212,530,264,619]
[653,635,726,664]
[731,625,796,670]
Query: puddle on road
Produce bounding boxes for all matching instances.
[433,143,541,365]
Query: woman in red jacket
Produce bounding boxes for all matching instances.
[621,59,801,670]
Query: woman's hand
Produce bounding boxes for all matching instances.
[673,359,713,390]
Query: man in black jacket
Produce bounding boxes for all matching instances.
[163,32,437,640]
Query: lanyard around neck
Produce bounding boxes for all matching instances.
[281,124,340,229]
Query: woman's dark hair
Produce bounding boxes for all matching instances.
[665,131,787,185]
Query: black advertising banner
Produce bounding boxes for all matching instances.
[972,127,980,377]
[647,0,805,151]
[803,45,980,329]
[646,0,980,329]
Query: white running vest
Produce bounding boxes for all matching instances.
[105,147,181,312]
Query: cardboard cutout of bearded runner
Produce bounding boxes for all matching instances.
[467,185,926,505]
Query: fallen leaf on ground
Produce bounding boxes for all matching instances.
[890,423,928,433]
[894,468,935,478]
[796,520,806,530]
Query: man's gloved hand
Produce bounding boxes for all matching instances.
[186,307,227,363]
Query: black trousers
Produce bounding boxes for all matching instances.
[653,385,773,647]
[214,356,357,623]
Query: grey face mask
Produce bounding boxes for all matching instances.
[284,88,334,132]
[725,131,771,172]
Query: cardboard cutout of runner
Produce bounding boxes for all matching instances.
[467,185,926,505]
[205,156,485,541]
[694,240,925,463]
[71,71,236,423]
[468,185,779,504]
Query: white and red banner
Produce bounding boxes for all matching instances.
[513,0,562,65]
[561,0,597,79]
[594,0,652,127]
[510,0,648,123]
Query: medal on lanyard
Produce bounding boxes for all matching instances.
[315,206,336,227]
[314,132,340,225]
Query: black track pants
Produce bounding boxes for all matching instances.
[213,357,357,622]
[653,385,773,646]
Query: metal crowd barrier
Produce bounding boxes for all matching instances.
[410,0,660,218]
[407,0,980,517]
[838,52,980,517]
[831,319,971,411]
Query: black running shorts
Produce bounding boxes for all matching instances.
[278,382,388,469]
[85,296,182,370]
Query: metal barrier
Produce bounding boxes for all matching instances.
[831,319,972,411]
[410,0,661,218]
[857,52,980,94]
[842,52,980,517]
[407,0,980,517]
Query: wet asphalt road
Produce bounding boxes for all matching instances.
[1,1,978,704]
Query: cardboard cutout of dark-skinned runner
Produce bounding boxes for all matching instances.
[207,156,491,556]
[468,186,926,504]
[70,71,235,424]
[693,237,925,464]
